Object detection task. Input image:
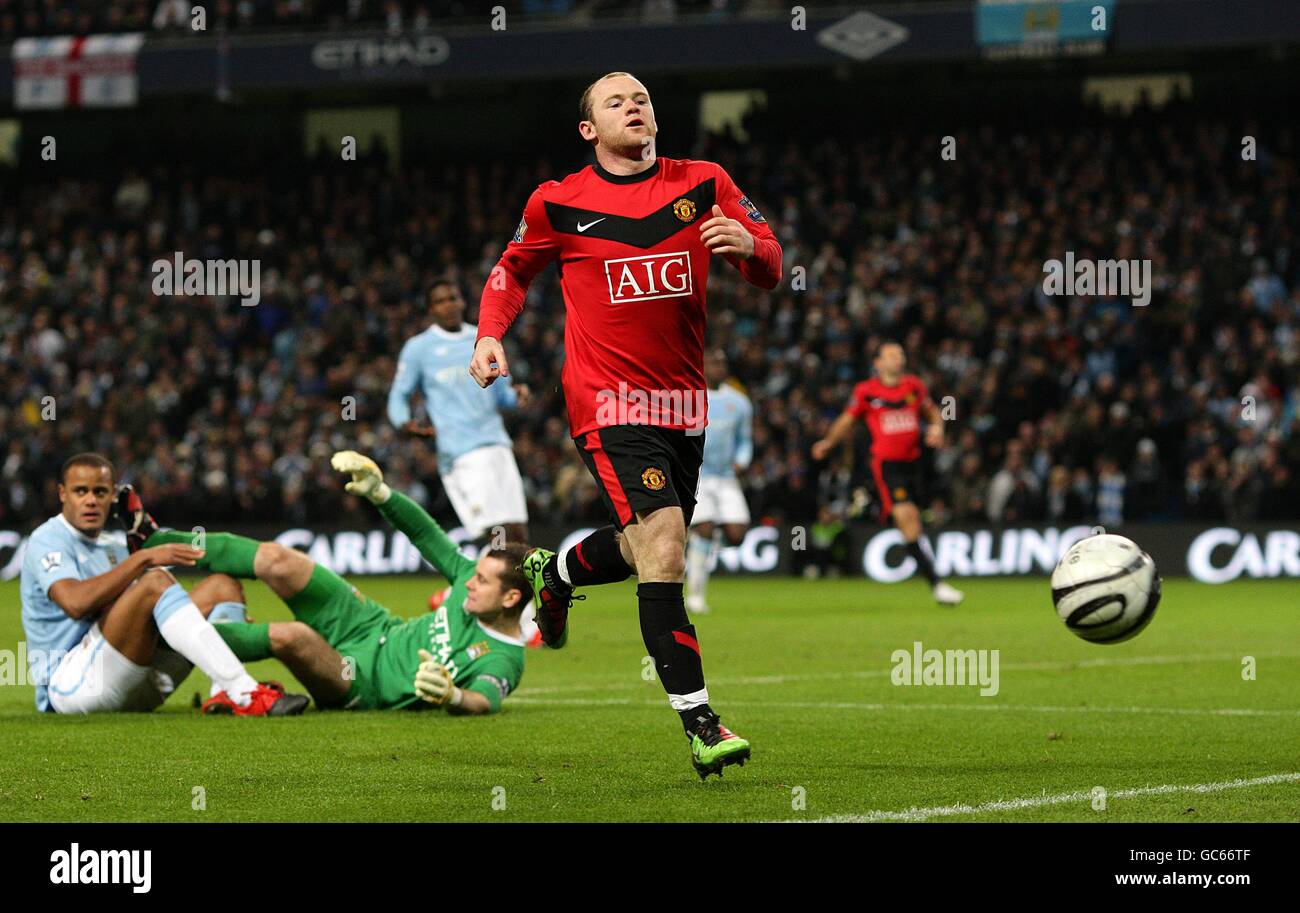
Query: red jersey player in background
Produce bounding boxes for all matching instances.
[813,341,965,606]
[468,71,782,778]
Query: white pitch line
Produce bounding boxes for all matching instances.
[507,697,1300,718]
[517,651,1300,696]
[793,772,1300,823]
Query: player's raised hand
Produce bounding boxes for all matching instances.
[414,649,460,707]
[331,450,392,504]
[811,438,833,461]
[699,204,755,259]
[513,383,532,408]
[469,336,509,388]
[142,544,204,568]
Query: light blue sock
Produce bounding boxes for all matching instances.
[208,601,248,624]
[152,582,193,626]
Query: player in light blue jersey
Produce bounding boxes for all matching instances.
[389,277,539,643]
[388,277,533,542]
[19,453,308,716]
[686,351,754,614]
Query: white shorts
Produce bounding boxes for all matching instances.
[692,475,750,527]
[48,624,192,714]
[441,444,529,539]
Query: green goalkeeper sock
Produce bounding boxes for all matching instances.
[212,622,273,662]
[144,530,260,578]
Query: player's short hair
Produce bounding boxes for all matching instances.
[579,71,636,123]
[874,340,902,360]
[428,275,460,299]
[60,452,115,484]
[482,543,534,617]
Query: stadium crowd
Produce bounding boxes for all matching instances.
[2,97,1298,535]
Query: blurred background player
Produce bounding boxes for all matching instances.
[19,453,308,716]
[145,452,528,716]
[387,276,539,645]
[813,342,964,607]
[468,71,782,778]
[685,349,753,614]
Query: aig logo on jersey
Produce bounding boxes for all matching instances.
[604,251,693,304]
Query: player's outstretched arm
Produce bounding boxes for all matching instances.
[331,451,475,582]
[812,410,857,461]
[471,186,560,387]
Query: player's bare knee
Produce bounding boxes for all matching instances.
[204,573,244,605]
[136,568,177,598]
[255,542,298,581]
[269,621,312,657]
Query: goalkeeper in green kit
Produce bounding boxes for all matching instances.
[137,451,529,715]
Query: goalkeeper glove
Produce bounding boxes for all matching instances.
[414,649,462,707]
[331,450,392,504]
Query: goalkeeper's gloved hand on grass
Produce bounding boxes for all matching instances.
[331,450,392,504]
[414,649,462,708]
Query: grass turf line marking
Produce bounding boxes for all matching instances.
[519,651,1300,696]
[508,697,1300,717]
[791,772,1300,823]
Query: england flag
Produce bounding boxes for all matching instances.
[13,33,145,110]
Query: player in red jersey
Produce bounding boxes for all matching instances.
[469,71,781,778]
[813,341,965,606]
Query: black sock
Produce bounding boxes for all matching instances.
[559,525,633,587]
[637,582,711,733]
[907,540,939,586]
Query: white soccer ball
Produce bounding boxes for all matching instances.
[1050,533,1161,644]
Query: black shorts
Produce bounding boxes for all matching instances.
[869,456,924,523]
[575,424,705,529]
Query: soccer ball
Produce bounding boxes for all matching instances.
[1050,533,1162,644]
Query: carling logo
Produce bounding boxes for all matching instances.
[604,251,692,304]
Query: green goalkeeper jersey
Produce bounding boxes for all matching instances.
[370,491,526,712]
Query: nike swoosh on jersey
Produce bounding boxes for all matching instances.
[544,178,716,247]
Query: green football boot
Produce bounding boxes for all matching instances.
[689,715,752,780]
[522,548,583,649]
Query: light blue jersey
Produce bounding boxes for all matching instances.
[388,323,519,466]
[701,384,754,479]
[20,514,128,711]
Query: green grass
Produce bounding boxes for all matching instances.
[1,576,1296,822]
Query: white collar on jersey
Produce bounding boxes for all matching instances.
[57,512,112,546]
[476,619,526,648]
[429,323,474,340]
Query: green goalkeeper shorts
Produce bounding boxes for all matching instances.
[285,564,399,710]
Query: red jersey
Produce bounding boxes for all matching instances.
[477,157,782,438]
[847,374,931,462]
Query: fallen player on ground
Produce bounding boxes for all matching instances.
[139,452,530,715]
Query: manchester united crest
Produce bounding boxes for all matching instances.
[642,467,667,491]
[672,198,697,223]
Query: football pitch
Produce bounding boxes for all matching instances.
[1,576,1296,823]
